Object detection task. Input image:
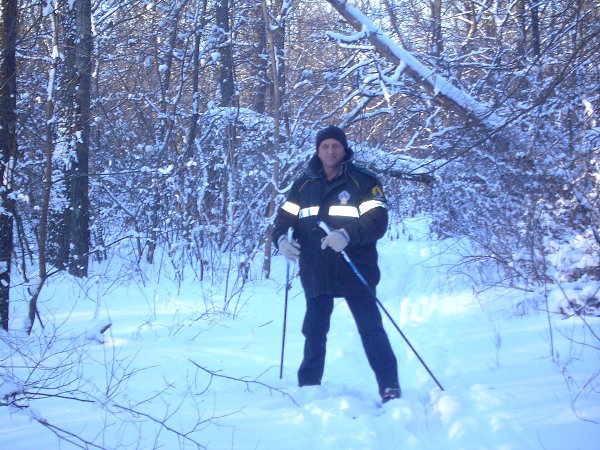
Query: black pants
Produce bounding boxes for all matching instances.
[298,294,400,394]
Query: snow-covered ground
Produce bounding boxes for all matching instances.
[2,219,599,449]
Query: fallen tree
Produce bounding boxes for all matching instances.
[324,0,526,153]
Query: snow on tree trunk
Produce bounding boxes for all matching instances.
[261,0,285,279]
[50,0,92,277]
[0,0,18,331]
[69,0,92,277]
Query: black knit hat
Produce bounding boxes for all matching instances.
[316,125,349,151]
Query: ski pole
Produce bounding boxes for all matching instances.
[318,221,444,391]
[279,227,294,379]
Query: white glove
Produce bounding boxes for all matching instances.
[278,234,301,263]
[321,229,349,252]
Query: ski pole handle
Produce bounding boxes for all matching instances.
[317,220,331,235]
[287,227,294,244]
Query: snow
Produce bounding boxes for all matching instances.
[1,219,599,449]
[42,0,53,17]
[157,164,174,175]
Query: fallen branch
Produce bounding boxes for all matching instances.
[188,359,300,407]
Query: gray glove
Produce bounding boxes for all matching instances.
[321,228,349,252]
[278,234,301,263]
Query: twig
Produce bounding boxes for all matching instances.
[188,360,300,407]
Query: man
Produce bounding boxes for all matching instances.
[272,125,401,403]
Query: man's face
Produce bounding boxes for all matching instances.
[317,138,346,172]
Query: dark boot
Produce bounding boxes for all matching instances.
[381,387,401,403]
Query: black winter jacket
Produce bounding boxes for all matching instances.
[273,151,388,299]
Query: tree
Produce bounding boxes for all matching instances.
[69,0,92,276]
[261,0,288,278]
[144,0,186,264]
[431,0,443,56]
[216,0,235,107]
[50,0,92,277]
[0,0,18,331]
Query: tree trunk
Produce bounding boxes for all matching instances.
[68,0,92,276]
[431,0,443,56]
[261,0,285,278]
[252,3,268,113]
[145,2,183,264]
[382,0,409,49]
[530,0,540,58]
[216,0,235,107]
[0,0,18,331]
[51,0,92,276]
[184,0,208,158]
[516,0,527,57]
[26,1,61,333]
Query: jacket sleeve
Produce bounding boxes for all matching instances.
[272,180,301,248]
[344,177,388,246]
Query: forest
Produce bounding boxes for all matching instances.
[0,0,599,447]
[1,0,598,328]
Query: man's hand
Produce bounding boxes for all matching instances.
[278,234,301,263]
[321,229,349,252]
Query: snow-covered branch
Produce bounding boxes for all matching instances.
[324,0,526,152]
